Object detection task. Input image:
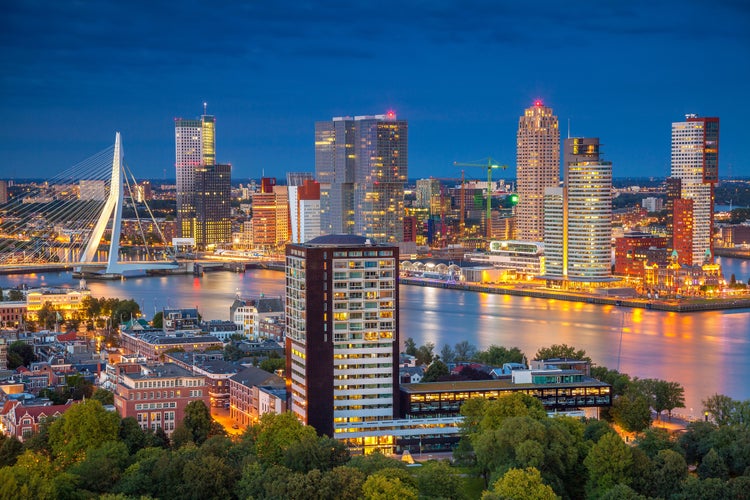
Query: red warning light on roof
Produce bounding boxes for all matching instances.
[534,99,543,107]
[386,110,396,119]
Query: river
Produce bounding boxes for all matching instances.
[2,256,749,417]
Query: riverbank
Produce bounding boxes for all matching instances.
[400,277,750,312]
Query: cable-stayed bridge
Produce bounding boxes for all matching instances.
[0,133,178,277]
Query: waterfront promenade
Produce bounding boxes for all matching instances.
[400,277,750,312]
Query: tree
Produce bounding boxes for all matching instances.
[634,427,679,459]
[69,441,129,495]
[282,435,350,473]
[0,434,23,467]
[37,302,58,330]
[476,345,525,366]
[415,342,435,366]
[7,340,35,369]
[48,399,121,465]
[254,411,318,467]
[414,460,463,500]
[8,289,24,301]
[223,342,244,361]
[697,448,729,480]
[259,357,285,374]
[362,473,418,500]
[703,393,738,426]
[454,340,478,361]
[534,344,591,362]
[91,388,115,406]
[111,299,140,326]
[440,343,456,363]
[651,449,687,499]
[611,391,652,433]
[317,466,366,500]
[151,311,163,329]
[422,359,449,382]
[404,337,417,356]
[584,433,633,497]
[182,400,221,446]
[483,467,559,500]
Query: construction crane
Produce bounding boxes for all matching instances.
[453,158,508,240]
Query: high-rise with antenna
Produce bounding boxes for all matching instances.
[175,104,231,249]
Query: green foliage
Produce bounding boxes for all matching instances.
[633,378,685,420]
[254,411,318,467]
[347,450,406,476]
[416,341,435,366]
[7,340,35,369]
[282,435,350,473]
[0,434,23,467]
[440,343,456,363]
[634,427,680,459]
[476,345,525,366]
[703,393,750,427]
[151,311,163,328]
[69,440,129,494]
[223,342,244,361]
[698,448,729,480]
[584,432,633,497]
[422,359,449,382]
[91,388,115,406]
[259,356,286,374]
[598,484,649,500]
[48,399,120,465]
[362,472,418,500]
[611,391,652,433]
[583,419,616,444]
[482,467,559,500]
[534,344,591,362]
[404,337,417,356]
[414,460,463,499]
[650,449,688,497]
[454,340,478,362]
[180,400,222,446]
[7,289,24,301]
[590,367,632,396]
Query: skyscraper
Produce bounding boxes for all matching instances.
[516,100,560,242]
[175,111,215,239]
[194,163,232,249]
[285,235,399,438]
[671,115,719,265]
[251,178,290,249]
[544,138,612,281]
[315,113,407,243]
[175,106,231,249]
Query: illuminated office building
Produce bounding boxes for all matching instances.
[544,138,612,281]
[516,100,560,242]
[670,115,719,265]
[315,113,407,243]
[175,107,217,242]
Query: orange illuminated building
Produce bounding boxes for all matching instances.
[614,233,669,277]
[673,198,694,265]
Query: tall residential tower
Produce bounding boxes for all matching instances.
[670,115,719,265]
[516,100,560,242]
[285,235,399,440]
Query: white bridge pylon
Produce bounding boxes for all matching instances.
[77,132,178,275]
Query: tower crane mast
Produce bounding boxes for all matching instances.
[453,157,508,240]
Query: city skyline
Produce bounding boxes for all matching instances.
[1,1,748,180]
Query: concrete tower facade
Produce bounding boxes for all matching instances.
[285,235,399,439]
[516,101,560,242]
[175,111,215,240]
[670,115,719,265]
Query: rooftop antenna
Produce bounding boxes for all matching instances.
[203,102,207,115]
[567,118,571,139]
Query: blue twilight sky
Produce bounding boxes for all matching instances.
[1,1,749,182]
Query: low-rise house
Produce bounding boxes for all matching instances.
[0,400,73,441]
[112,362,210,434]
[229,366,286,428]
